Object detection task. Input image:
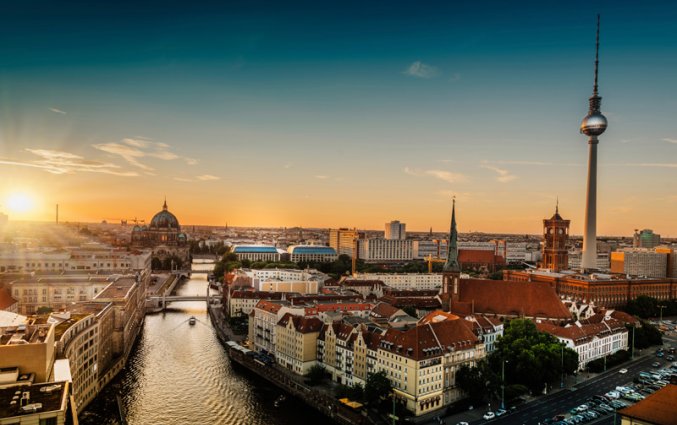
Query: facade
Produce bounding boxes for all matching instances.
[130,200,190,269]
[9,275,116,315]
[232,245,281,262]
[505,242,541,264]
[385,221,406,240]
[287,245,337,263]
[537,319,628,370]
[412,240,448,260]
[275,313,323,375]
[227,291,282,317]
[610,249,668,278]
[256,279,319,294]
[504,269,677,308]
[358,238,413,263]
[541,207,570,272]
[328,228,363,257]
[0,244,149,274]
[568,249,611,271]
[633,229,661,249]
[656,246,677,277]
[377,319,486,416]
[250,300,284,354]
[51,303,114,410]
[350,273,443,291]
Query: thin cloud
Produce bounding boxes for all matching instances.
[663,138,677,144]
[315,175,329,180]
[623,162,677,168]
[403,61,439,79]
[404,167,467,183]
[185,158,198,166]
[173,177,194,182]
[0,149,138,177]
[481,164,517,183]
[48,107,67,115]
[195,174,220,181]
[93,138,180,171]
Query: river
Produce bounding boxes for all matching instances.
[80,260,327,425]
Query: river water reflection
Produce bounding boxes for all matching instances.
[81,261,326,425]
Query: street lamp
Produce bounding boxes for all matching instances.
[658,304,667,324]
[501,359,508,410]
[560,344,564,389]
[631,325,635,360]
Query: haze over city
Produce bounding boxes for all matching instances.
[2,0,677,235]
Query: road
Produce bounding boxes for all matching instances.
[428,355,660,425]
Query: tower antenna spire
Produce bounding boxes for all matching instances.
[593,14,600,97]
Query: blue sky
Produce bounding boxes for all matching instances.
[1,1,676,235]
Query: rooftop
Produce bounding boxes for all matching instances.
[619,384,677,425]
[288,245,337,255]
[0,381,68,419]
[94,277,137,300]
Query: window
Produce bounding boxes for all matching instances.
[40,418,58,425]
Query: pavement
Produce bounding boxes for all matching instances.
[411,350,668,425]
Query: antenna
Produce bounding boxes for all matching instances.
[593,14,600,96]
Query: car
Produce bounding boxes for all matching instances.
[652,362,661,367]
[667,355,675,361]
[483,412,495,420]
[455,422,469,425]
[605,391,620,399]
[619,368,628,374]
[495,409,507,417]
[657,352,664,358]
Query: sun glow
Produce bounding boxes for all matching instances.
[6,193,35,213]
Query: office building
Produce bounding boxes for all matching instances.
[385,220,406,240]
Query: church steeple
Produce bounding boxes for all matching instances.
[163,197,168,211]
[443,198,460,273]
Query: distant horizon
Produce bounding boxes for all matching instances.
[4,219,672,241]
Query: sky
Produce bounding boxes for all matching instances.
[1,1,676,236]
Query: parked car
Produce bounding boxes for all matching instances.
[483,412,495,420]
[495,409,507,417]
[619,368,628,374]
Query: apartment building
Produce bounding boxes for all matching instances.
[275,313,323,375]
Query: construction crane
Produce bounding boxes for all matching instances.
[426,255,446,273]
[102,217,144,226]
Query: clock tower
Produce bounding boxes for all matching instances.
[541,202,570,272]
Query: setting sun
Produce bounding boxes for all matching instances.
[6,192,34,213]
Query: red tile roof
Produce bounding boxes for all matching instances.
[0,288,17,310]
[418,310,460,325]
[369,302,401,319]
[255,300,284,314]
[277,313,323,334]
[379,319,479,361]
[451,279,571,320]
[342,280,384,288]
[619,384,677,425]
[536,318,626,346]
[230,291,282,300]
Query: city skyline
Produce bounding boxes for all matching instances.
[2,1,677,235]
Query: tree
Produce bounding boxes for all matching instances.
[490,319,578,395]
[36,306,53,315]
[305,364,327,386]
[364,371,392,405]
[456,360,497,403]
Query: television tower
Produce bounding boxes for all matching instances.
[580,15,607,271]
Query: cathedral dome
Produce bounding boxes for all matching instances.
[150,200,180,230]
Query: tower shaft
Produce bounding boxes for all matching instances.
[581,138,598,270]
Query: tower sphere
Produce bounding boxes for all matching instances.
[580,112,607,136]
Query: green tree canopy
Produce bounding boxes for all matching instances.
[490,319,578,394]
[364,371,392,405]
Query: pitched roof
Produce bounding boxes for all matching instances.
[418,310,460,325]
[255,300,284,314]
[451,279,571,320]
[536,318,627,346]
[619,384,677,425]
[369,302,400,319]
[277,313,323,333]
[0,288,17,310]
[378,319,478,361]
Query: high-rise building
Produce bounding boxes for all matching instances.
[384,220,406,240]
[357,238,413,262]
[328,228,363,257]
[540,204,570,272]
[611,248,668,278]
[580,16,608,270]
[633,229,661,248]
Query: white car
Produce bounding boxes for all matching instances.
[619,368,628,374]
[483,412,495,420]
[605,391,620,399]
